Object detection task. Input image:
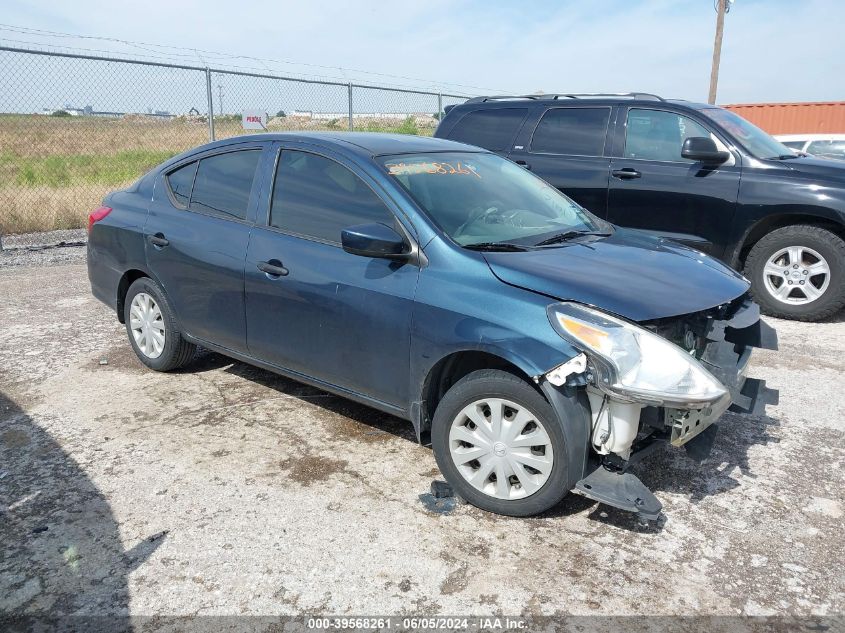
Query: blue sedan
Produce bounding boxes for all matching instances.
[88,133,777,519]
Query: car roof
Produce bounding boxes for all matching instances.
[775,133,845,141]
[207,132,481,157]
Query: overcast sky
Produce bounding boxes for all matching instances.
[2,0,843,104]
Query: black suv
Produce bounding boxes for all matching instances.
[435,93,845,321]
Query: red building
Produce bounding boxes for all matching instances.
[723,101,845,135]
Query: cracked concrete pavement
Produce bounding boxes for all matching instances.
[1,258,843,618]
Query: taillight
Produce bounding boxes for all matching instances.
[88,206,112,233]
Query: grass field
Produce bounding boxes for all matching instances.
[0,113,435,235]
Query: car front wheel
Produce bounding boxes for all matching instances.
[745,225,845,321]
[431,369,574,516]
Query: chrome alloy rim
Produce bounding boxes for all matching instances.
[448,398,554,500]
[129,292,166,359]
[763,246,831,305]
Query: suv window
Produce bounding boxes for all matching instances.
[190,150,261,220]
[530,107,610,156]
[270,150,394,242]
[167,161,197,207]
[780,140,806,150]
[448,108,527,152]
[624,109,712,162]
[807,140,845,160]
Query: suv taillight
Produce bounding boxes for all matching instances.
[88,206,112,233]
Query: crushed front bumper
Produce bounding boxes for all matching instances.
[573,294,779,522]
[654,294,779,446]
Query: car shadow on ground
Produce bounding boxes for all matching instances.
[534,411,779,533]
[178,350,781,532]
[198,352,420,444]
[635,411,781,502]
[0,391,164,631]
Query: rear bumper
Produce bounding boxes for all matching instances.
[87,240,122,314]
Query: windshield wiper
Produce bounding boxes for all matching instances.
[768,154,800,160]
[534,230,612,247]
[463,241,530,252]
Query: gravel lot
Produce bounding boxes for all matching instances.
[1,247,843,623]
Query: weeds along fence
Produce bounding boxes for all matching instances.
[0,46,469,247]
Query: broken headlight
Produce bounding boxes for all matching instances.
[547,302,728,407]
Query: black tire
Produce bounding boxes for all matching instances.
[123,277,196,371]
[744,225,845,321]
[431,369,576,517]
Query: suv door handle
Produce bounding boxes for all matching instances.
[148,233,169,248]
[257,260,289,277]
[514,160,532,170]
[611,168,641,180]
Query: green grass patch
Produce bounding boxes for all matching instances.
[0,149,177,188]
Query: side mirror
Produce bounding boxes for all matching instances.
[341,223,409,259]
[681,136,730,164]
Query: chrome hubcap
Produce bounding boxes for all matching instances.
[448,398,554,500]
[129,292,166,359]
[762,246,830,305]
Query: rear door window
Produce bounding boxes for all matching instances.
[530,107,611,156]
[447,108,528,152]
[270,150,395,243]
[189,150,261,220]
[166,161,197,207]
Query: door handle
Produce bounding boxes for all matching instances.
[514,160,532,170]
[257,260,289,277]
[148,233,169,248]
[611,168,641,180]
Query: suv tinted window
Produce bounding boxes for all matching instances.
[530,107,610,156]
[190,150,261,220]
[780,140,805,150]
[624,109,711,162]
[270,150,394,242]
[448,108,527,151]
[167,161,197,207]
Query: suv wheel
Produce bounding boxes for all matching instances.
[745,225,845,321]
[431,369,572,516]
[124,277,196,371]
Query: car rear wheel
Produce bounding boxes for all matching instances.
[745,225,845,321]
[431,369,572,516]
[124,277,196,371]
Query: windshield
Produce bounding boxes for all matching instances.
[701,108,795,159]
[377,152,605,246]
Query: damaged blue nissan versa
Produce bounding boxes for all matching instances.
[88,133,779,520]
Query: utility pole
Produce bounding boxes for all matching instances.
[708,0,731,105]
[217,84,224,116]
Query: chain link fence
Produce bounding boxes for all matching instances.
[0,46,468,248]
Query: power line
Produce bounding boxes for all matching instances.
[0,23,502,94]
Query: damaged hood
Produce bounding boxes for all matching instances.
[483,228,750,322]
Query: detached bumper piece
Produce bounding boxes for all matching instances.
[575,466,662,522]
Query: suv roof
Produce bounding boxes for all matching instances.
[458,93,714,110]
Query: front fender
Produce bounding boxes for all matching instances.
[409,253,581,441]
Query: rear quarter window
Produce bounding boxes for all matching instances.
[447,108,528,152]
[166,161,198,207]
[530,107,611,156]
